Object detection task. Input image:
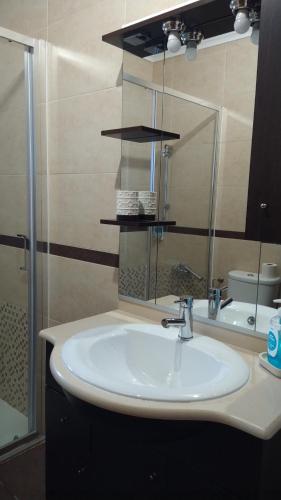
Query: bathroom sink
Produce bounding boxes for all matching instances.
[192,300,275,333]
[61,324,249,402]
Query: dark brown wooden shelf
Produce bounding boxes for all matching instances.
[101,126,180,143]
[102,0,233,58]
[100,219,176,227]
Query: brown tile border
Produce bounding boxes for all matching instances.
[0,234,26,249]
[121,226,247,239]
[0,228,251,270]
[47,242,119,268]
[168,227,246,239]
[167,226,209,236]
[0,235,119,269]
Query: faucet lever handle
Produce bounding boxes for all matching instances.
[174,296,193,308]
[208,287,222,299]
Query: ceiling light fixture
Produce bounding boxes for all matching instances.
[162,20,185,54]
[181,29,204,61]
[230,1,261,43]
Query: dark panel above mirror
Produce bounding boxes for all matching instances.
[102,0,234,58]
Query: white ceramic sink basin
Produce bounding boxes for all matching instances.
[62,324,249,402]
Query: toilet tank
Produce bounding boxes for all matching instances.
[228,270,281,306]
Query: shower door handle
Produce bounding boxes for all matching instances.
[17,234,28,271]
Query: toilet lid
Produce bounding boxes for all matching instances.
[228,270,281,285]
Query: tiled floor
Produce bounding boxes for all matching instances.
[0,442,45,500]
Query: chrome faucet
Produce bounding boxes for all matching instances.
[161,296,193,341]
[208,287,232,320]
[208,288,222,320]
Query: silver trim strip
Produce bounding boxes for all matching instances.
[123,71,220,111]
[25,46,37,434]
[0,27,35,48]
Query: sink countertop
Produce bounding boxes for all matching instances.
[40,307,281,440]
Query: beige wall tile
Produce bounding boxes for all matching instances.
[169,143,214,189]
[224,39,258,100]
[222,39,257,143]
[48,87,122,174]
[48,173,119,251]
[48,0,67,25]
[123,52,153,82]
[0,106,27,175]
[158,233,209,277]
[48,254,118,323]
[169,186,211,228]
[0,246,28,307]
[124,0,186,24]
[0,0,47,37]
[163,97,217,146]
[119,231,149,267]
[0,39,25,112]
[122,80,153,127]
[153,45,227,106]
[0,175,27,235]
[47,0,124,101]
[221,97,255,144]
[47,37,123,102]
[215,184,248,232]
[212,238,261,283]
[217,140,251,188]
[260,243,281,272]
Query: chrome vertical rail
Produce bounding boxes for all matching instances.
[24,45,37,434]
[207,109,221,295]
[145,89,158,301]
[161,144,171,220]
[150,89,157,192]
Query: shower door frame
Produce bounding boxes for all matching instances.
[0,27,39,452]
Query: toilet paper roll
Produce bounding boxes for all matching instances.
[261,262,278,279]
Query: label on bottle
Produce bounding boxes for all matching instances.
[268,329,278,357]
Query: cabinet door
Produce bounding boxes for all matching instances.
[246,0,281,244]
[46,387,92,499]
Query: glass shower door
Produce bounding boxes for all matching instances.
[0,33,36,449]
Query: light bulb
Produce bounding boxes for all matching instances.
[167,30,182,53]
[234,9,251,34]
[185,40,197,61]
[251,22,259,45]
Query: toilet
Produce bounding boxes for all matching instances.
[228,270,281,306]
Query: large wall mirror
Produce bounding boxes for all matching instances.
[118,0,281,339]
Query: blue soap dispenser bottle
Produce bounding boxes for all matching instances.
[267,299,281,369]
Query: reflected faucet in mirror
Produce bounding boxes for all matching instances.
[208,287,233,321]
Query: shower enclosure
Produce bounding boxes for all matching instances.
[0,27,41,452]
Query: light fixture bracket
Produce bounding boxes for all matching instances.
[230,0,261,17]
[230,0,250,14]
[181,29,204,46]
[249,7,260,25]
[162,19,185,37]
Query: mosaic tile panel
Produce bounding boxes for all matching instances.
[0,302,28,415]
[119,264,207,301]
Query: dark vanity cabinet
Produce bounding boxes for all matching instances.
[45,343,93,498]
[46,342,281,500]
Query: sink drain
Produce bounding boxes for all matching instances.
[247,315,256,326]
